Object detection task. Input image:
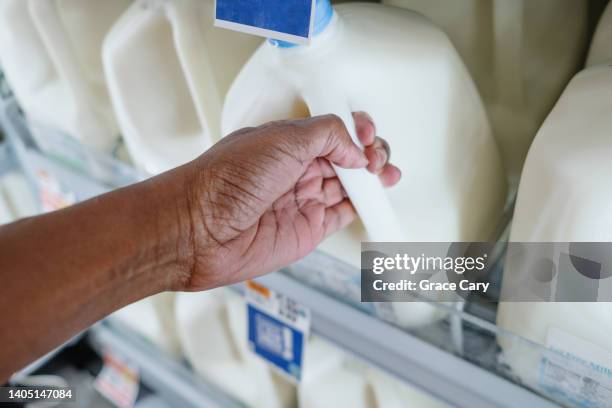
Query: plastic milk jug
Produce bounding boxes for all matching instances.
[299,337,370,408]
[175,289,296,408]
[0,171,39,219]
[496,59,612,398]
[110,292,182,357]
[222,0,506,327]
[103,0,261,175]
[0,189,13,224]
[0,0,130,151]
[367,367,444,408]
[383,0,589,183]
[299,336,443,408]
[0,171,37,223]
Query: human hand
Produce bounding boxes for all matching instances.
[0,112,399,376]
[179,113,400,290]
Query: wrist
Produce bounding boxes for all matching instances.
[138,165,199,292]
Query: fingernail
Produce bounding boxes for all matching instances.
[360,111,374,125]
[355,111,375,134]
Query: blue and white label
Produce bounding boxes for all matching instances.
[215,0,316,45]
[539,328,612,407]
[245,281,310,382]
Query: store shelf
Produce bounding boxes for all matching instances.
[0,97,564,408]
[10,335,84,382]
[0,99,141,206]
[246,273,557,408]
[87,321,245,408]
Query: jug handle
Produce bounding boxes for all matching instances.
[167,2,221,149]
[27,0,108,136]
[303,92,405,242]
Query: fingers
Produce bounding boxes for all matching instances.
[353,111,376,146]
[323,199,357,238]
[291,113,401,188]
[364,136,390,173]
[343,113,400,188]
[315,157,337,178]
[361,134,400,187]
[296,176,347,207]
[321,178,346,207]
[378,164,402,187]
[296,114,368,169]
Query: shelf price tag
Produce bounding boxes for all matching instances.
[539,328,612,407]
[94,350,140,408]
[245,280,311,383]
[215,0,316,45]
[35,170,76,212]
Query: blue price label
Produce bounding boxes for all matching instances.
[245,281,310,382]
[215,0,316,45]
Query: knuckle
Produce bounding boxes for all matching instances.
[320,114,346,136]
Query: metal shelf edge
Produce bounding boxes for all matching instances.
[252,272,558,408]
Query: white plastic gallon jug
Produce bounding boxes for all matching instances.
[587,1,612,68]
[103,0,261,175]
[222,1,506,327]
[0,0,129,152]
[0,192,13,224]
[299,336,443,408]
[367,368,445,408]
[496,62,612,397]
[175,289,296,408]
[299,337,371,408]
[0,171,39,218]
[0,173,18,223]
[111,293,182,357]
[383,0,589,183]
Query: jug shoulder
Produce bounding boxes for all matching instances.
[524,65,612,162]
[245,3,459,68]
[334,2,450,43]
[510,65,612,242]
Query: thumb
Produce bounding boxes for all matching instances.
[297,114,369,168]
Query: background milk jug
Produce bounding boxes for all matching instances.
[0,171,39,221]
[0,0,130,152]
[0,193,12,224]
[366,367,445,408]
[496,33,612,396]
[175,289,296,408]
[103,0,260,175]
[383,0,589,184]
[299,336,443,408]
[222,1,506,327]
[110,292,182,357]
